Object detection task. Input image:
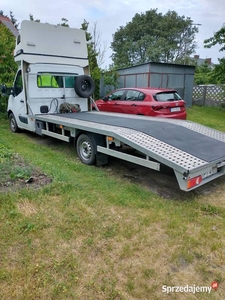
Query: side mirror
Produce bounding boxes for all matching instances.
[0,84,7,95]
[103,96,108,101]
[0,84,12,96]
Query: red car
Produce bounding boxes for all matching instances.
[93,87,187,119]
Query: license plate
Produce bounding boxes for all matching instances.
[171,107,181,112]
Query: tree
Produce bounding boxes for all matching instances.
[194,62,213,85]
[102,67,119,94]
[111,9,198,68]
[91,21,108,67]
[204,24,225,83]
[29,14,40,22]
[58,18,69,27]
[211,58,225,84]
[204,24,225,52]
[0,22,17,113]
[81,20,101,98]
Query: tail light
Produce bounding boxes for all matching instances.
[187,175,202,189]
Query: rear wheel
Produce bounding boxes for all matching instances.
[76,134,96,165]
[9,113,20,133]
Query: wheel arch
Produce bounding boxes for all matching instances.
[75,130,106,154]
[7,109,13,119]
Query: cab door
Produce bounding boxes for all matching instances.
[8,69,28,129]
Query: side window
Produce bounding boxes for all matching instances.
[16,34,21,45]
[14,70,23,96]
[37,73,77,88]
[125,90,136,100]
[37,73,61,88]
[65,76,76,88]
[125,90,145,101]
[108,90,124,100]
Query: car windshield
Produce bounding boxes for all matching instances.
[154,92,182,102]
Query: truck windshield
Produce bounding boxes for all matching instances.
[37,73,77,88]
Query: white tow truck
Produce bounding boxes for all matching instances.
[1,20,225,192]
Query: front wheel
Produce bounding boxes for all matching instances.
[76,134,96,165]
[9,113,20,133]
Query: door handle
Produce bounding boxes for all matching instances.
[20,100,24,103]
[131,104,137,106]
[114,102,119,105]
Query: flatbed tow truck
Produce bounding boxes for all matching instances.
[1,20,225,192]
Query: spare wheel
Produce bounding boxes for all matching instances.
[74,75,95,98]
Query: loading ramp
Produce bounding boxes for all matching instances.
[35,111,225,191]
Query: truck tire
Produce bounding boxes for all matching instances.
[74,75,95,98]
[9,113,20,133]
[76,133,96,165]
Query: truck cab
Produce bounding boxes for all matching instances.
[3,20,94,133]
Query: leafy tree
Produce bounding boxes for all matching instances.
[211,58,225,84]
[204,24,225,52]
[29,14,40,22]
[194,62,213,85]
[204,24,225,83]
[81,20,101,98]
[111,9,198,68]
[102,67,119,94]
[0,23,17,113]
[58,18,69,27]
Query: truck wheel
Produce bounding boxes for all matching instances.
[74,75,95,98]
[76,134,96,165]
[9,113,20,133]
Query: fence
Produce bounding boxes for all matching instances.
[192,85,225,106]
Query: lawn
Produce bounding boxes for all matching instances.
[0,106,225,300]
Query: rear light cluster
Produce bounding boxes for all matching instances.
[187,175,202,189]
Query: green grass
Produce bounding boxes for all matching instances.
[187,105,225,132]
[0,106,225,299]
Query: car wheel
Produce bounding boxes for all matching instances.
[76,134,96,165]
[74,75,95,98]
[9,113,20,133]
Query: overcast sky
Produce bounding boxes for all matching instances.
[2,0,225,68]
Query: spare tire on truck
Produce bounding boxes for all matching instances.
[74,75,95,98]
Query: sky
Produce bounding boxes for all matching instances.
[2,0,225,68]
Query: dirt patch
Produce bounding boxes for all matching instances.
[1,135,224,199]
[0,155,52,193]
[105,156,225,200]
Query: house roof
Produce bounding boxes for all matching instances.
[0,15,19,37]
[191,55,214,67]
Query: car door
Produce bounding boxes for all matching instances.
[123,89,146,114]
[98,90,125,112]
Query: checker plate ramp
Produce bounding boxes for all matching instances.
[36,111,225,174]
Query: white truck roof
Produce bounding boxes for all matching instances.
[14,20,88,67]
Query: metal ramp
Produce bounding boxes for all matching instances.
[35,111,225,191]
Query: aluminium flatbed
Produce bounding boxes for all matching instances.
[35,111,225,192]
